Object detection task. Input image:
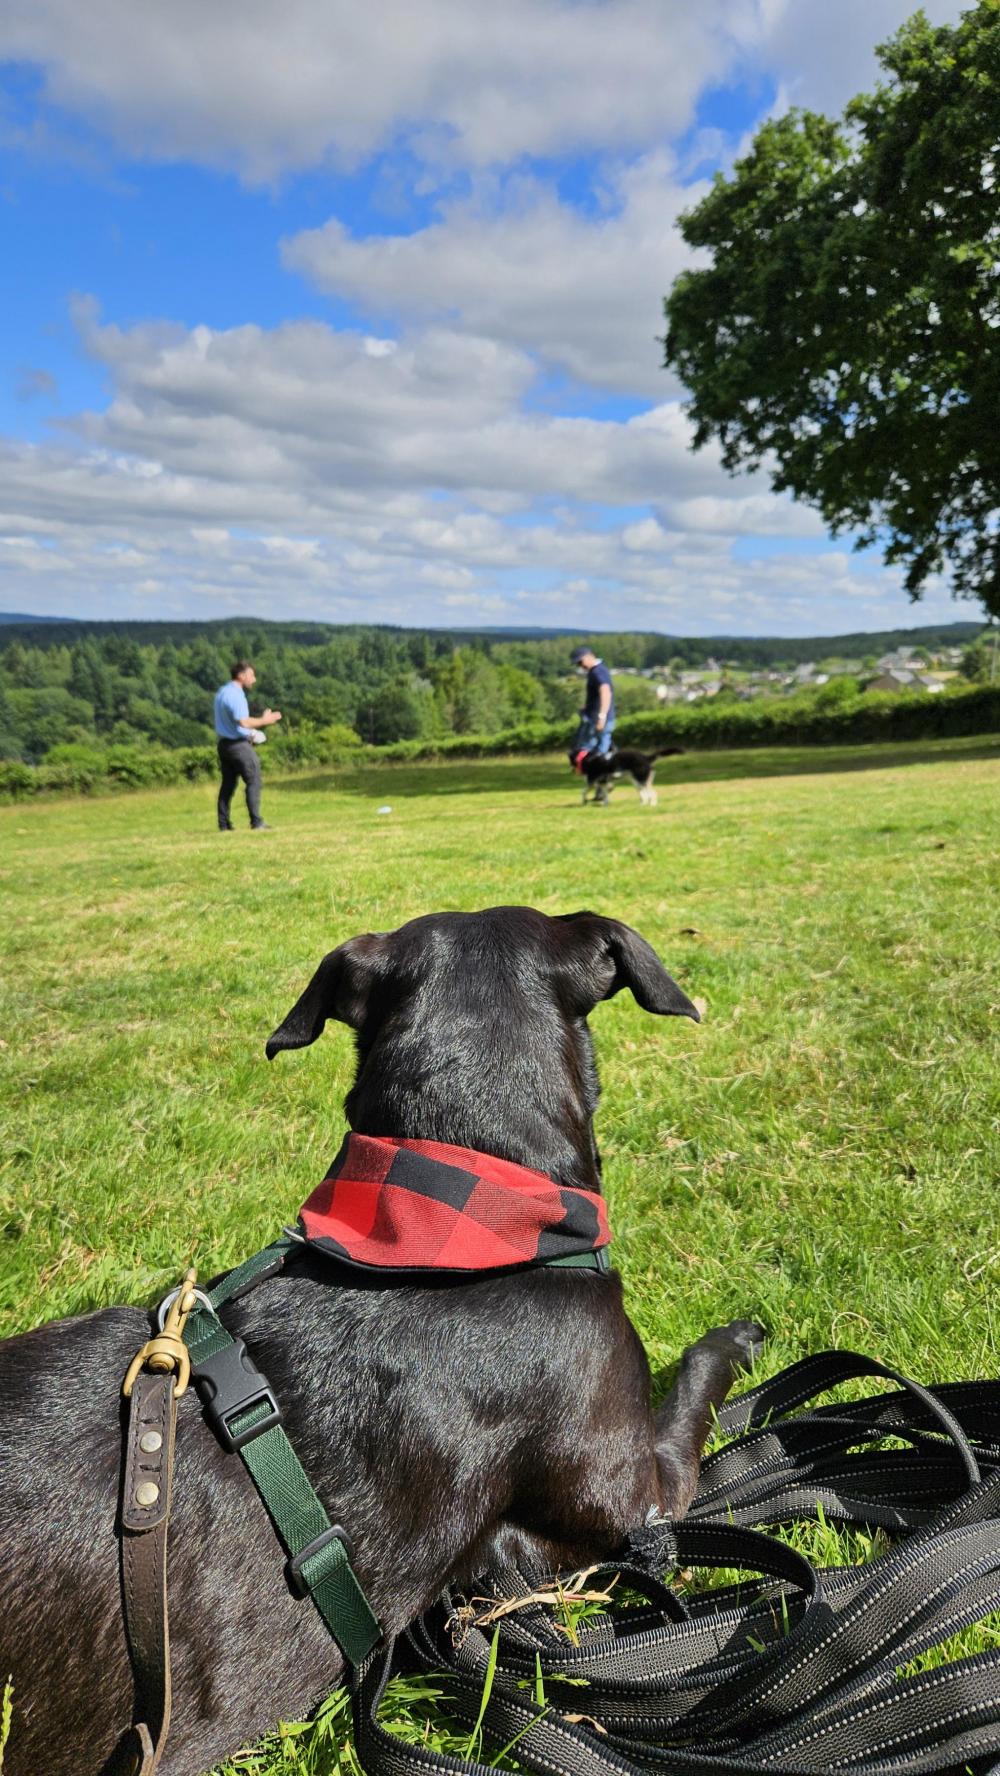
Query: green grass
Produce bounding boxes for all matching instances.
[2,736,1000,1774]
[0,1678,13,1776]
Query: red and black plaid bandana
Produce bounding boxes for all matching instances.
[298,1132,611,1275]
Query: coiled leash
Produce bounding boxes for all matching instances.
[353,1354,1000,1776]
[116,1260,1000,1776]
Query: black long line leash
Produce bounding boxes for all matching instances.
[352,1352,1000,1776]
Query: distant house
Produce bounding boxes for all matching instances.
[866,668,943,694]
[781,666,828,689]
[867,669,917,692]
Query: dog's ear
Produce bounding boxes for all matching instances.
[266,933,389,1057]
[554,912,699,1021]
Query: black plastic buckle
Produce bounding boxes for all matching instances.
[287,1524,352,1598]
[191,1335,283,1453]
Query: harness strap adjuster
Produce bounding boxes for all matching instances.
[287,1524,353,1598]
[191,1335,283,1453]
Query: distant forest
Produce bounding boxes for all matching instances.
[0,615,983,764]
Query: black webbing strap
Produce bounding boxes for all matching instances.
[351,1352,1000,1776]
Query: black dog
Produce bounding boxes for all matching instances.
[579,747,684,806]
[0,907,761,1776]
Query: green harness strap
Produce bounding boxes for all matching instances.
[546,1247,609,1271]
[179,1234,607,1665]
[182,1239,381,1668]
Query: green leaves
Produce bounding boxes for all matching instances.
[664,1,1000,615]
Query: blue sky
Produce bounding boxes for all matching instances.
[0,0,965,635]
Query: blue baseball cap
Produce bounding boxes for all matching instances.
[570,645,592,662]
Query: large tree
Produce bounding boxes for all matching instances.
[665,3,1000,615]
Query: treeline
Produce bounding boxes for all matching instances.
[0,614,983,665]
[3,682,998,803]
[0,626,574,763]
[0,617,984,765]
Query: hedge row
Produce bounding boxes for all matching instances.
[617,682,1000,750]
[1,685,998,801]
[330,682,1000,760]
[0,742,220,801]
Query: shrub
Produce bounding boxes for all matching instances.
[0,743,217,800]
[317,723,363,753]
[270,722,362,766]
[43,743,110,770]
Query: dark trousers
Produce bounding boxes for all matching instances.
[217,739,263,828]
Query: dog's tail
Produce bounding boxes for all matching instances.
[651,747,685,760]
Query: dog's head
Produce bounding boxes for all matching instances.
[267,907,697,1187]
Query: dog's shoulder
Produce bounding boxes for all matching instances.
[583,753,614,779]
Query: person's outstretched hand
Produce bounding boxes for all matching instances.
[262,708,282,725]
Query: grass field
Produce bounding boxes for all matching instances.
[2,735,1000,1774]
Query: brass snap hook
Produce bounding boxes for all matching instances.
[123,1267,199,1399]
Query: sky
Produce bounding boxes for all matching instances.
[0,0,970,637]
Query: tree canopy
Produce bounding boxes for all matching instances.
[664,2,1000,616]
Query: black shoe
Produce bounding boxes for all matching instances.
[251,821,273,831]
[219,825,234,832]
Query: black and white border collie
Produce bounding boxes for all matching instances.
[578,747,684,807]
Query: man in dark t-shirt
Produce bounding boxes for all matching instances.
[570,645,615,758]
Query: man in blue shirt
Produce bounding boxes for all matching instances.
[213,660,282,830]
[570,645,615,758]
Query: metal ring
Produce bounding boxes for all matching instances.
[156,1284,214,1331]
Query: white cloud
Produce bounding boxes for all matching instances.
[751,0,964,117]
[1,0,746,182]
[259,535,323,561]
[59,308,727,512]
[1,0,963,183]
[284,154,705,397]
[622,518,669,554]
[662,494,825,538]
[277,0,962,406]
[0,308,962,634]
